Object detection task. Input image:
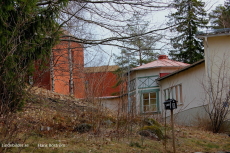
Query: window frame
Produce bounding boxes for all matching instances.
[143,92,157,112]
[163,84,183,105]
[137,75,159,89]
[139,89,160,113]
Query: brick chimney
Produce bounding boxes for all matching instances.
[158,55,168,60]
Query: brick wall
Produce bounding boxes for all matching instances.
[85,70,121,97]
[33,35,85,98]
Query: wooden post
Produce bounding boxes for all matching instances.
[171,109,176,153]
[164,110,167,151]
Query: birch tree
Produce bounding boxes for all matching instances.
[60,0,169,50]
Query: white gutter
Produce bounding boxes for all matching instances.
[205,37,211,79]
[204,37,213,110]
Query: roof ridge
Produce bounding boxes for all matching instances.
[131,58,189,71]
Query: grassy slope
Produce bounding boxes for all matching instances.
[0,89,230,153]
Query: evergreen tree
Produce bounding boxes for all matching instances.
[114,13,161,70]
[209,0,230,29]
[0,0,67,113]
[168,0,208,64]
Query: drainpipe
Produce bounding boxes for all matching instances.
[204,37,212,109]
[205,37,211,80]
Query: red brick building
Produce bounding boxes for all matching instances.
[32,32,123,99]
[84,65,121,98]
[33,34,85,98]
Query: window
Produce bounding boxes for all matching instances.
[138,76,158,89]
[143,92,157,112]
[164,84,183,105]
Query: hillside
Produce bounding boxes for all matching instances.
[0,87,230,153]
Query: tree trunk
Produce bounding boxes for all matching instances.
[50,50,55,92]
[68,37,74,96]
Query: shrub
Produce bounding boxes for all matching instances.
[143,118,161,127]
[140,125,164,140]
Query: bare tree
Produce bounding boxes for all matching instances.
[202,54,230,133]
[59,0,170,50]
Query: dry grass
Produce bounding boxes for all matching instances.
[0,88,230,153]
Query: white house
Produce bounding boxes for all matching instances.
[157,59,206,125]
[102,29,230,126]
[128,55,189,114]
[156,29,230,125]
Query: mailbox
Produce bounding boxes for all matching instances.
[163,98,177,110]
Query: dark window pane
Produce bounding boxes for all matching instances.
[144,99,149,105]
[143,93,149,99]
[150,92,156,98]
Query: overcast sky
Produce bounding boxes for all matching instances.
[86,0,227,66]
[204,0,225,11]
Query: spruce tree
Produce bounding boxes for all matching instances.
[0,0,67,113]
[168,0,208,64]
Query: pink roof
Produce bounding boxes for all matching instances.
[132,55,190,71]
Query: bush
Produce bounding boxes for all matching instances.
[143,118,161,127]
[140,125,164,140]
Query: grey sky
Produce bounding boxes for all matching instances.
[85,0,227,66]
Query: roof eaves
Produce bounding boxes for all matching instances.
[97,96,120,99]
[96,93,127,99]
[131,66,187,72]
[196,28,230,38]
[157,59,205,81]
[197,33,230,38]
[84,65,119,73]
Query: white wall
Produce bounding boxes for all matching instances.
[204,35,230,81]
[130,67,186,114]
[204,35,230,98]
[101,96,128,114]
[159,62,206,119]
